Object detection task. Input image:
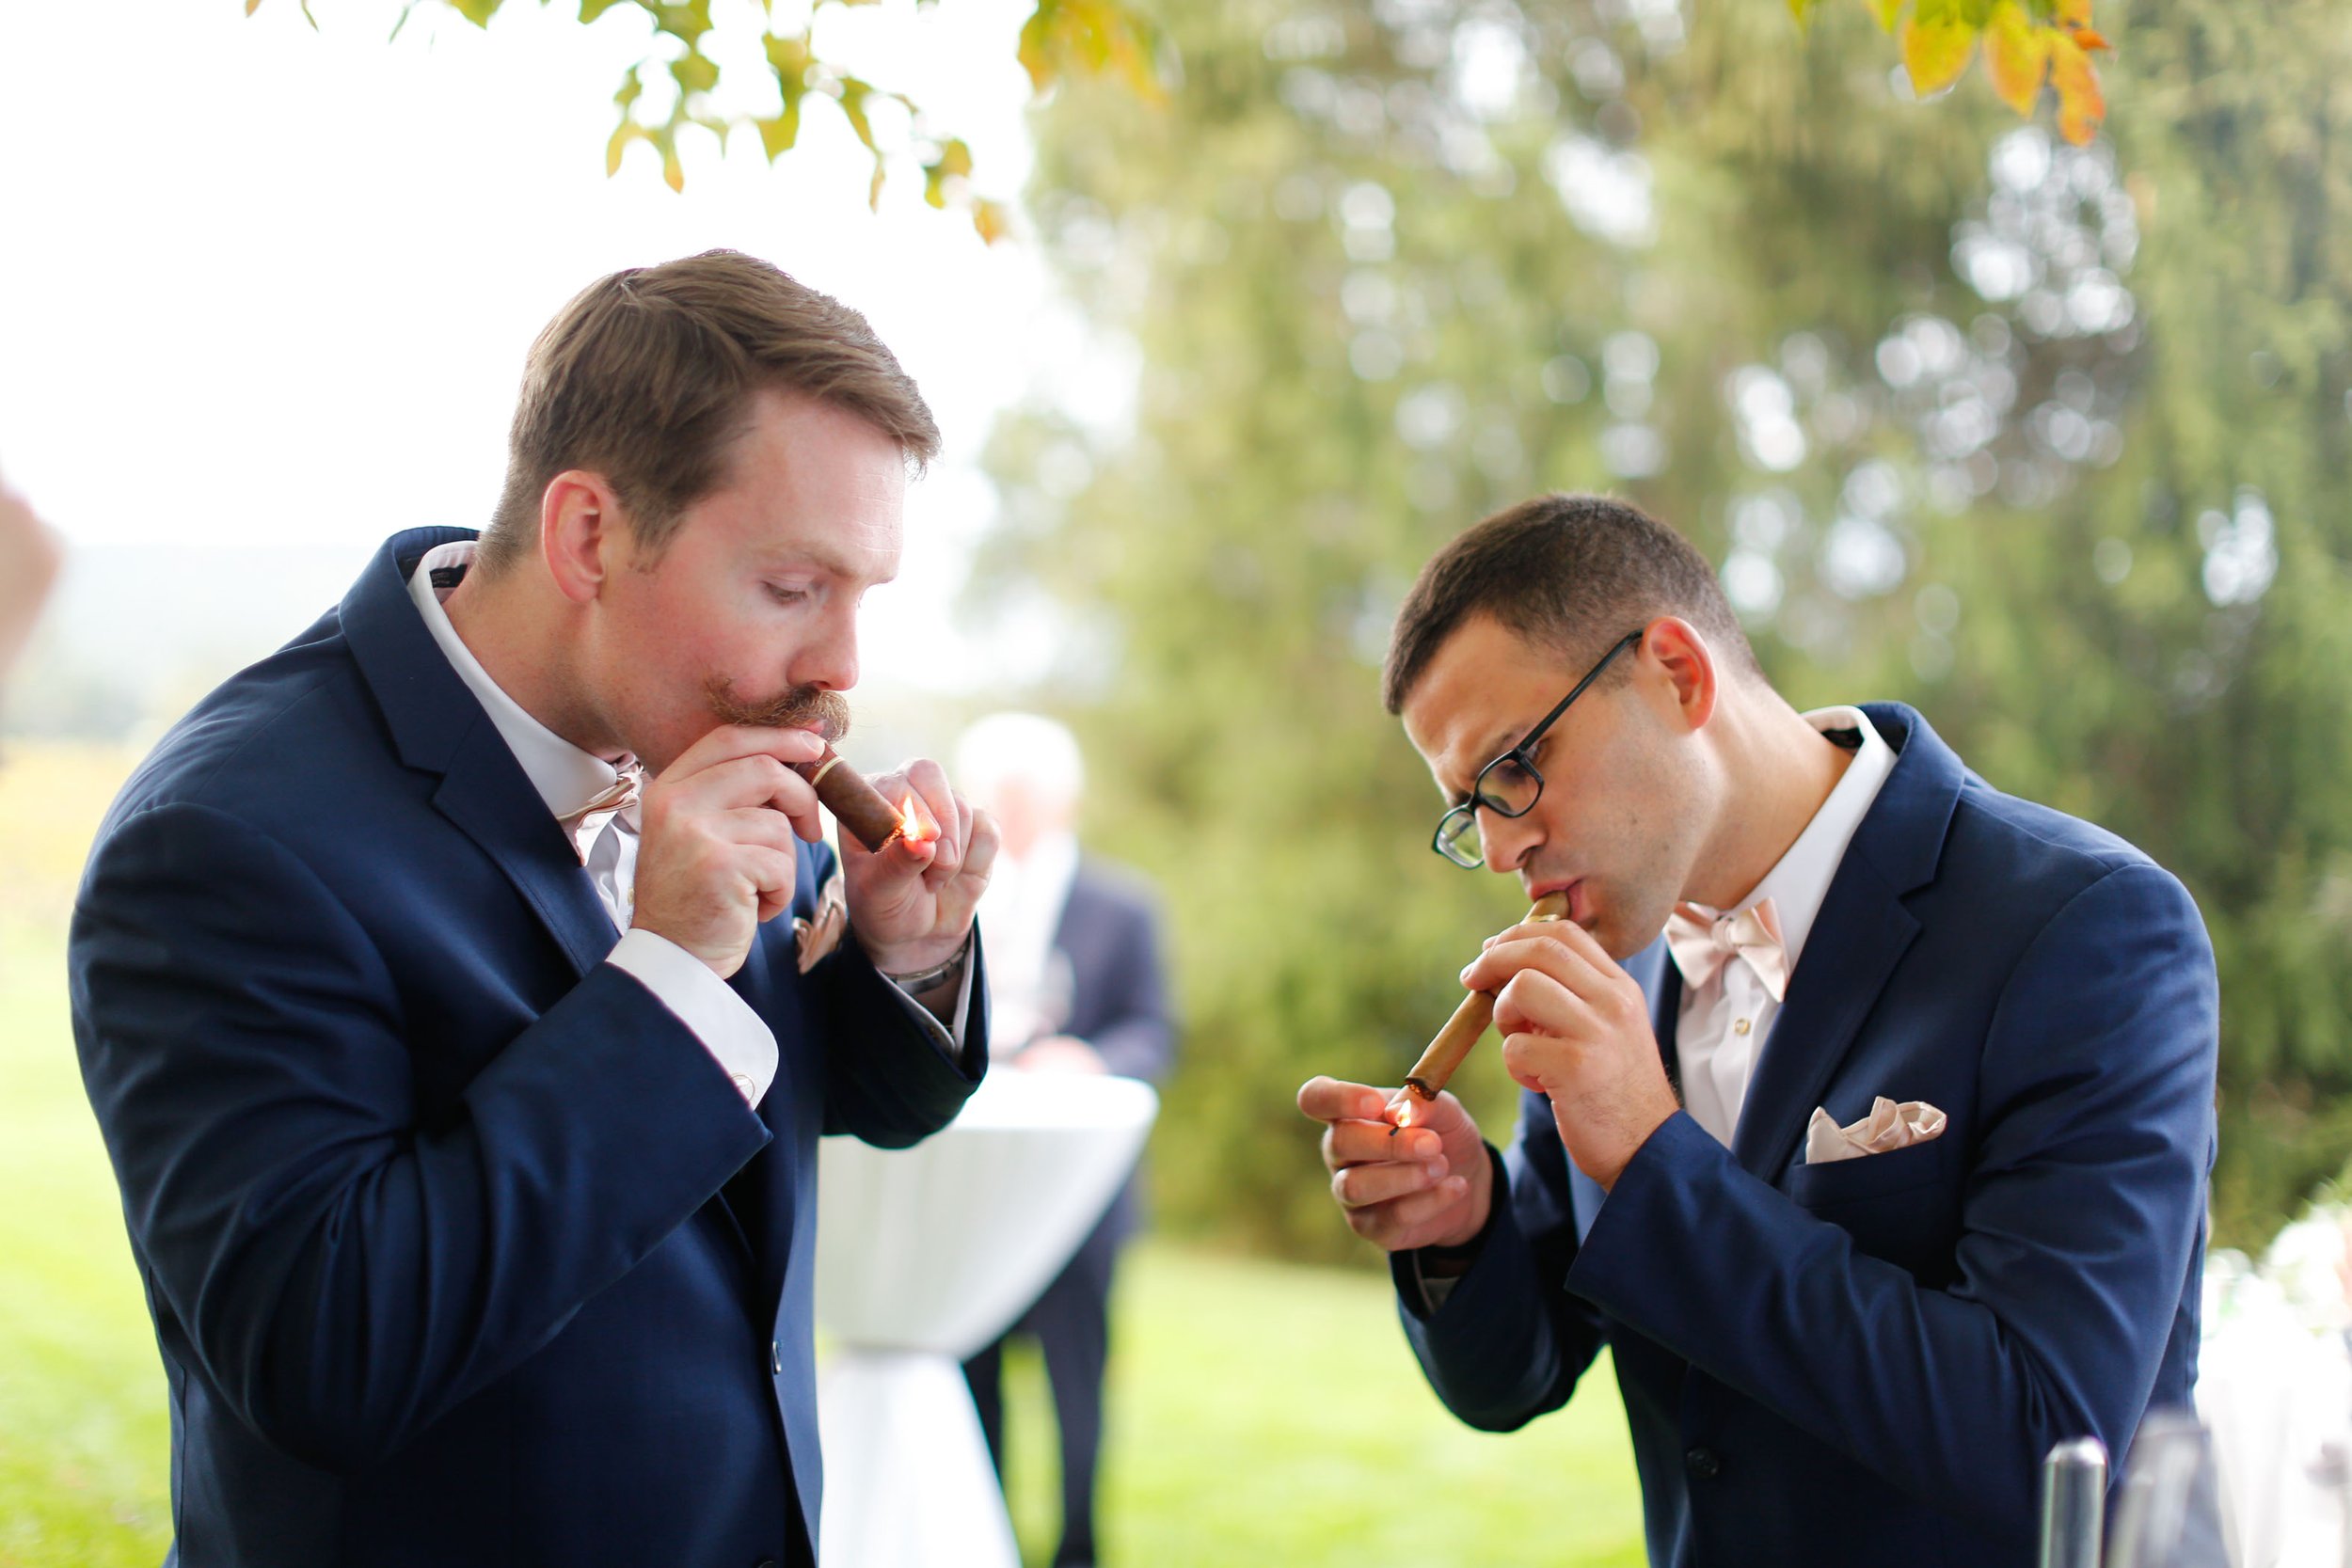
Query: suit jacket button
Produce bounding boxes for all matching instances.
[770,1340,784,1376]
[1685,1446,1722,1481]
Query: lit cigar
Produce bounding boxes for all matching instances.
[788,741,931,855]
[1390,891,1573,1126]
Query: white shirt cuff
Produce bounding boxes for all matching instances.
[607,927,779,1105]
[881,944,977,1067]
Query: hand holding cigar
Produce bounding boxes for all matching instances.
[1388,890,1572,1133]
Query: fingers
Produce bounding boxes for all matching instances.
[1462,926,1614,1001]
[720,806,807,853]
[660,723,828,782]
[1491,965,1596,1044]
[961,806,1000,890]
[1330,1157,1460,1212]
[1324,1117,1444,1169]
[1297,1075,1393,1126]
[650,753,823,841]
[871,759,966,888]
[1336,1172,1476,1249]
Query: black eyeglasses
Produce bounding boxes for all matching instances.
[1431,629,1645,869]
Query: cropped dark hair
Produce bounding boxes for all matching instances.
[477,249,940,574]
[1382,493,1760,714]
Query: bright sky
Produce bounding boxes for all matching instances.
[0,0,1120,695]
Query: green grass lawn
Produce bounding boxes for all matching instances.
[0,744,1645,1566]
[994,1249,1645,1568]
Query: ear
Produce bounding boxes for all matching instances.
[1639,617,1720,734]
[538,471,625,607]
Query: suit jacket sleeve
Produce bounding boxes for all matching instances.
[70,801,773,1474]
[1565,862,2217,1541]
[806,842,988,1146]
[1392,1106,1612,1430]
[1084,885,1174,1083]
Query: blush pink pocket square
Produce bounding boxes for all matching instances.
[1804,1097,1947,1165]
[793,871,848,974]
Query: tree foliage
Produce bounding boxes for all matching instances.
[977,0,2350,1259]
[1795,0,2111,146]
[246,0,1167,240]
[251,0,2113,238]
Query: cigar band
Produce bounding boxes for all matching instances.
[807,753,844,788]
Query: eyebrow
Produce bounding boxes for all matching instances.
[760,542,894,587]
[1441,721,1534,807]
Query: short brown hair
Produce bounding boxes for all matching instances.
[1382,493,1761,713]
[477,250,941,574]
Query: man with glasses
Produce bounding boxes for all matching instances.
[1299,494,2217,1564]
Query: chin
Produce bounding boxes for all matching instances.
[1595,899,1673,964]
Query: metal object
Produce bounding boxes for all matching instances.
[2037,1435,2107,1568]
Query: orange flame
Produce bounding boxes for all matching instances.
[898,792,936,845]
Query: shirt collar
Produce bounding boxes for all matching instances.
[406,541,627,822]
[1728,705,1896,972]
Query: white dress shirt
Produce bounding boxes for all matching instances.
[977,829,1078,1050]
[408,541,970,1104]
[1672,706,1895,1147]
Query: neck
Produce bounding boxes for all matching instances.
[1683,689,1852,910]
[442,564,623,762]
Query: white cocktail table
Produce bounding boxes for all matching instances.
[814,1070,1159,1568]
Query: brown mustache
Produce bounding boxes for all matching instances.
[702,676,851,745]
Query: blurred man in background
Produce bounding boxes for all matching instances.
[0,472,60,689]
[957,711,1174,1568]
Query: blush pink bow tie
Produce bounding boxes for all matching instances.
[1664,897,1791,1003]
[560,765,644,865]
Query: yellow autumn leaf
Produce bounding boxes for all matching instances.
[972,198,1013,246]
[605,120,644,177]
[2048,32,2106,144]
[1984,1,2049,115]
[1900,12,1977,96]
[755,103,801,160]
[1017,4,1060,94]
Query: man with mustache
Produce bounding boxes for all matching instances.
[70,251,993,1568]
[1301,495,2217,1563]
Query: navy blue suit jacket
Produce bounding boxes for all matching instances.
[1396,704,2217,1565]
[68,527,988,1568]
[1051,860,1175,1242]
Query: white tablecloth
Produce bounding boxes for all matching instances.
[814,1071,1159,1568]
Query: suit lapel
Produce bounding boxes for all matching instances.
[1726,703,1963,1182]
[432,720,620,979]
[1728,858,1919,1180]
[342,526,618,980]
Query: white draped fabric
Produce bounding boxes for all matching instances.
[813,1071,1159,1568]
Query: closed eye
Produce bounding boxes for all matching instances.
[766,582,813,607]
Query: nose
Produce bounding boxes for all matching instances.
[791,604,860,693]
[1477,805,1541,875]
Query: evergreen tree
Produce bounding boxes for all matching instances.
[977,0,2351,1256]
